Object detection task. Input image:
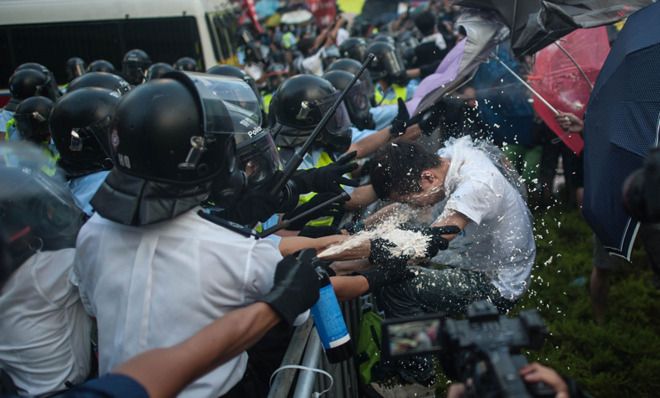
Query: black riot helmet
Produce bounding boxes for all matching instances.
[271,74,352,153]
[49,88,119,177]
[87,59,116,74]
[207,65,265,120]
[15,62,61,100]
[146,63,175,81]
[396,31,420,68]
[323,70,375,131]
[366,41,406,83]
[122,48,152,85]
[372,34,396,46]
[0,142,83,284]
[339,37,367,62]
[14,96,54,144]
[235,129,282,187]
[110,71,262,185]
[67,72,132,97]
[174,57,199,72]
[66,57,87,82]
[8,69,54,102]
[326,58,375,104]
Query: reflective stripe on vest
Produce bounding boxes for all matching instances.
[374,84,407,106]
[296,151,337,227]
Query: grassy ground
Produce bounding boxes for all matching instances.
[511,208,660,397]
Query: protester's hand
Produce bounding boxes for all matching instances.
[520,363,570,398]
[400,224,461,257]
[360,239,416,292]
[291,151,359,194]
[261,249,320,325]
[284,192,347,230]
[390,98,411,137]
[555,112,583,133]
[341,220,365,235]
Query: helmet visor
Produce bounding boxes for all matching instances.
[235,130,282,185]
[311,91,352,135]
[185,72,262,138]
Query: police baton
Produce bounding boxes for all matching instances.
[268,53,376,197]
[258,191,350,238]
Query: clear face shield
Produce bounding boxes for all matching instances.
[345,78,375,130]
[0,143,83,285]
[311,92,353,153]
[235,129,282,185]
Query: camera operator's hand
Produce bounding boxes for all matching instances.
[555,112,583,133]
[390,98,410,137]
[400,224,461,257]
[261,249,321,326]
[284,192,347,230]
[291,152,360,194]
[520,363,570,398]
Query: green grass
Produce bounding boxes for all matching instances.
[512,208,660,397]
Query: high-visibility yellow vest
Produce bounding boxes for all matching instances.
[296,151,337,227]
[374,83,408,106]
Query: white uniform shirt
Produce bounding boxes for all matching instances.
[71,208,301,398]
[431,137,535,299]
[0,249,92,395]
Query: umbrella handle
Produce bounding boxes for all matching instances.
[493,54,560,116]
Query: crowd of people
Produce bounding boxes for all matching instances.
[0,1,656,397]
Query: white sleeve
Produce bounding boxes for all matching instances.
[69,253,96,317]
[442,178,503,225]
[243,238,282,302]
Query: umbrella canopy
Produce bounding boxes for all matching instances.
[455,0,653,56]
[528,27,610,154]
[407,8,509,115]
[583,2,660,260]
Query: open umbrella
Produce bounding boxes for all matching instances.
[528,27,610,154]
[455,0,653,56]
[583,2,660,260]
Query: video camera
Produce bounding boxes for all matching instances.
[382,301,555,398]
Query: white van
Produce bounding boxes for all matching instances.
[0,0,241,105]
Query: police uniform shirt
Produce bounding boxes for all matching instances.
[0,249,93,395]
[370,104,398,130]
[71,208,306,398]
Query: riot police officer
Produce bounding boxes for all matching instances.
[65,57,87,83]
[121,49,151,85]
[173,56,199,71]
[146,62,176,81]
[49,87,119,215]
[87,59,116,74]
[366,41,416,106]
[71,71,314,397]
[67,72,132,97]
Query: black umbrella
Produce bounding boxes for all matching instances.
[455,0,653,56]
[583,2,660,260]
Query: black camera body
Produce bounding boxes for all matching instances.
[383,301,554,398]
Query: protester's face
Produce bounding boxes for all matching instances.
[390,170,445,208]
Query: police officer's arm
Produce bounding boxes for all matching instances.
[279,234,348,257]
[344,184,378,210]
[112,252,321,398]
[113,302,280,398]
[347,124,421,159]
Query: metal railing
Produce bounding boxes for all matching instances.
[268,299,363,398]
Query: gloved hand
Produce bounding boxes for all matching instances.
[389,98,410,137]
[360,239,417,292]
[284,192,348,230]
[417,101,446,136]
[341,219,365,235]
[368,237,411,266]
[291,151,360,194]
[401,224,461,257]
[261,249,321,325]
[225,188,281,226]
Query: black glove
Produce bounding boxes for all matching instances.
[417,101,446,136]
[298,225,342,238]
[291,151,360,194]
[225,189,281,226]
[401,224,461,257]
[359,239,417,292]
[368,237,411,266]
[341,219,365,235]
[389,98,410,137]
[283,192,347,230]
[261,249,321,325]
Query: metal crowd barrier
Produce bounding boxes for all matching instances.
[268,299,363,398]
